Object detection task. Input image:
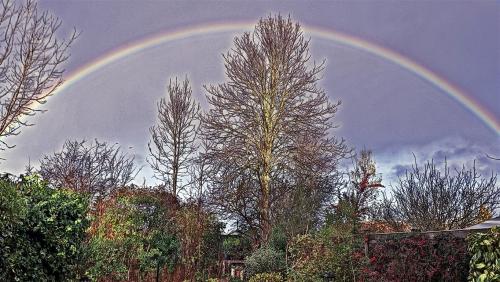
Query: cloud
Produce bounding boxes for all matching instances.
[374,136,500,186]
[391,164,412,178]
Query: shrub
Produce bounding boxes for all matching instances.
[0,175,90,281]
[249,272,283,282]
[467,227,500,282]
[287,227,362,282]
[85,188,179,281]
[362,233,469,281]
[175,204,224,280]
[245,246,286,278]
[223,236,252,260]
[268,227,288,252]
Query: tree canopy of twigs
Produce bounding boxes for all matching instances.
[0,0,76,151]
[202,15,348,244]
[39,139,138,202]
[379,159,499,231]
[148,77,200,197]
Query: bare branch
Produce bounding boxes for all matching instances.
[0,0,76,151]
[148,76,200,198]
[39,139,139,203]
[380,158,499,231]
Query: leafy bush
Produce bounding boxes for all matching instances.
[268,227,288,252]
[362,233,469,281]
[245,246,286,278]
[467,227,500,282]
[223,235,252,260]
[287,227,362,282]
[175,203,224,280]
[249,272,283,282]
[0,175,90,281]
[85,188,179,281]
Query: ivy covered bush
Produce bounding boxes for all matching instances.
[361,233,469,281]
[467,227,500,282]
[0,175,90,281]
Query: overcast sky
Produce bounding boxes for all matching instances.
[1,0,498,185]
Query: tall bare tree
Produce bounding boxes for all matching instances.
[202,15,348,243]
[378,158,499,231]
[39,139,138,202]
[148,77,200,197]
[0,0,76,150]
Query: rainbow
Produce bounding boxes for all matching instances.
[54,21,500,135]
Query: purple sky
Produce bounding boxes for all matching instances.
[2,0,499,185]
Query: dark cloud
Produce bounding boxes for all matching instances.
[391,164,411,178]
[377,137,499,186]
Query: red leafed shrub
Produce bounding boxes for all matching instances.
[360,233,469,282]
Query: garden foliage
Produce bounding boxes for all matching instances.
[467,227,500,282]
[245,246,286,279]
[175,203,224,280]
[0,175,90,281]
[287,227,362,282]
[361,233,469,281]
[84,188,223,281]
[85,188,179,281]
[248,272,283,282]
[223,235,253,260]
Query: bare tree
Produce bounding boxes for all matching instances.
[271,136,346,238]
[148,77,200,197]
[0,0,76,150]
[379,158,499,231]
[202,15,348,243]
[39,139,138,202]
[187,143,210,205]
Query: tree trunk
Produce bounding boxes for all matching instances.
[156,262,160,282]
[259,93,274,244]
[259,160,271,244]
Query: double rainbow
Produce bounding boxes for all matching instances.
[55,21,500,135]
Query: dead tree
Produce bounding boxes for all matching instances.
[202,15,348,243]
[148,77,200,197]
[39,139,138,202]
[0,0,76,150]
[380,158,499,231]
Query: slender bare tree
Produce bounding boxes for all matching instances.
[148,77,200,197]
[39,139,138,202]
[378,158,499,231]
[202,15,348,243]
[0,0,76,150]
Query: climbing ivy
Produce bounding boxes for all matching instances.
[0,175,90,281]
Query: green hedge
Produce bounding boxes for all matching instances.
[0,175,90,281]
